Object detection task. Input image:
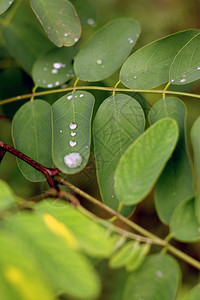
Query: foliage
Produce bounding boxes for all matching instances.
[0,0,200,299]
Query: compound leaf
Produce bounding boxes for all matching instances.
[123,254,180,300]
[12,100,53,182]
[120,30,199,89]
[183,284,200,300]
[0,0,15,15]
[170,198,200,242]
[93,94,145,214]
[3,212,100,299]
[169,33,200,85]
[191,116,200,223]
[3,24,53,74]
[30,0,81,47]
[74,18,140,81]
[115,118,179,205]
[0,233,52,300]
[32,46,77,88]
[149,97,194,224]
[35,200,115,257]
[52,91,94,174]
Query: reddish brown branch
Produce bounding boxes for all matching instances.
[0,141,60,188]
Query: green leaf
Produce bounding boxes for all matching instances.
[52,91,94,174]
[122,254,180,300]
[30,0,81,47]
[125,243,150,272]
[183,284,200,300]
[0,232,52,300]
[93,94,145,214]
[0,0,14,15]
[109,241,139,269]
[120,29,199,89]
[12,100,53,182]
[149,97,194,224]
[74,18,140,81]
[191,116,200,223]
[35,200,115,257]
[32,46,77,88]
[3,24,53,74]
[115,118,179,205]
[169,33,200,85]
[70,0,96,27]
[170,198,200,242]
[0,180,16,210]
[4,212,100,299]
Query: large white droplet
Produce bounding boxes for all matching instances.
[180,78,186,83]
[69,123,77,130]
[128,37,134,44]
[64,152,83,168]
[197,66,200,70]
[69,140,77,147]
[67,94,73,100]
[53,62,62,69]
[47,84,53,88]
[96,59,102,65]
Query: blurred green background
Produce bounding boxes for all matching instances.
[0,1,200,298]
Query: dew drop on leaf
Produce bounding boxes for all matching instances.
[67,95,73,100]
[69,141,77,147]
[96,59,102,65]
[87,19,95,25]
[71,132,76,136]
[69,123,77,130]
[64,152,82,168]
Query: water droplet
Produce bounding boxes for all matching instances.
[69,123,77,130]
[197,66,200,70]
[61,84,67,88]
[85,145,89,149]
[47,84,53,88]
[180,78,186,83]
[140,70,144,74]
[55,81,60,86]
[156,270,163,278]
[198,227,200,233]
[79,94,84,97]
[71,132,76,137]
[60,130,63,133]
[43,80,46,83]
[43,67,48,71]
[171,79,175,83]
[96,59,102,65]
[69,140,77,147]
[74,37,78,42]
[53,62,65,69]
[128,37,134,44]
[87,18,94,25]
[51,69,58,74]
[9,1,13,4]
[64,152,82,168]
[67,95,73,100]
[134,76,137,79]
[64,33,68,37]
[111,195,114,198]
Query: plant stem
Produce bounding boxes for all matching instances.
[0,141,60,188]
[0,86,200,106]
[55,176,200,270]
